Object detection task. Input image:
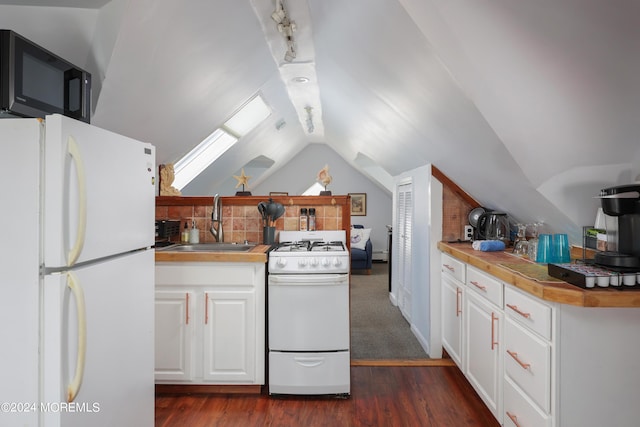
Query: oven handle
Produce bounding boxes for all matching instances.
[269,274,349,285]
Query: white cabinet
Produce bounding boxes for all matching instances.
[440,255,504,424]
[441,253,465,367]
[504,318,551,412]
[502,286,553,426]
[465,263,506,422]
[465,289,503,423]
[155,290,195,381]
[155,262,265,385]
[464,266,504,423]
[442,249,640,427]
[203,288,257,382]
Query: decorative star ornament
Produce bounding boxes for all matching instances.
[233,168,251,189]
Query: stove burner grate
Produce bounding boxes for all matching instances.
[310,241,346,251]
[275,241,311,252]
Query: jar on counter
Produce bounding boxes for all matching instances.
[308,208,316,231]
[300,208,308,231]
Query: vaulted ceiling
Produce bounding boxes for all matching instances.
[1,0,639,241]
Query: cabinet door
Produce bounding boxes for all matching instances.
[441,274,464,367]
[465,290,503,424]
[203,288,256,382]
[155,290,195,381]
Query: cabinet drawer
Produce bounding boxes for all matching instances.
[504,286,552,340]
[269,351,350,395]
[156,263,260,286]
[504,376,551,427]
[466,266,503,308]
[504,318,551,413]
[441,253,465,283]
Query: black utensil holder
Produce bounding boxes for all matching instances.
[263,226,276,245]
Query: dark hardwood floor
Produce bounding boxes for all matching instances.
[155,365,499,426]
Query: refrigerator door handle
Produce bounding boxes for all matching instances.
[66,271,87,402]
[67,135,87,267]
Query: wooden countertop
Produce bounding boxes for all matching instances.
[438,241,640,308]
[155,245,270,263]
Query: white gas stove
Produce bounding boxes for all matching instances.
[267,230,350,396]
[268,230,349,274]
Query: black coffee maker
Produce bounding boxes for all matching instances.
[594,184,640,269]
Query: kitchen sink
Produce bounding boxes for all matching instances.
[157,243,255,252]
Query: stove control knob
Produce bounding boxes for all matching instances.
[298,258,307,267]
[277,257,287,267]
[310,258,319,267]
[322,257,330,267]
[333,257,342,267]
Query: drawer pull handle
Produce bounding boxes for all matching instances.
[205,292,209,324]
[456,288,462,317]
[507,350,531,370]
[185,293,190,325]
[444,264,455,272]
[491,312,498,350]
[506,411,522,427]
[470,280,487,291]
[506,304,531,318]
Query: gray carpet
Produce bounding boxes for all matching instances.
[350,263,428,359]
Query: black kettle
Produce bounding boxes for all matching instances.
[477,212,509,242]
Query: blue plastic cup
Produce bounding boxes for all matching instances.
[553,233,570,263]
[537,234,554,263]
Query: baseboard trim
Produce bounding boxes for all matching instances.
[350,359,456,367]
[155,384,262,394]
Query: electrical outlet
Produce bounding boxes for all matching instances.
[464,225,473,241]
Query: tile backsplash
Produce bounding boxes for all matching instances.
[156,198,344,244]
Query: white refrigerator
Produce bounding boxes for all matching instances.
[0,114,156,426]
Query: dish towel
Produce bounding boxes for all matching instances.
[472,240,506,252]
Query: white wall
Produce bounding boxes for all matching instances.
[253,144,393,252]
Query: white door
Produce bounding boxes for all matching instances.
[203,288,256,382]
[43,114,156,268]
[395,182,413,321]
[155,290,195,381]
[42,250,154,427]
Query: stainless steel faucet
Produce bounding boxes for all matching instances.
[210,194,223,242]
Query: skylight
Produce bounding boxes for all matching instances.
[223,95,271,137]
[172,129,238,191]
[172,94,271,190]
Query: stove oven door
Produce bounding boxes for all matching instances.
[268,273,349,351]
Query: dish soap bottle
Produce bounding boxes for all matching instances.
[181,222,189,244]
[189,220,200,244]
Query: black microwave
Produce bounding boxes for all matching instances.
[0,30,91,123]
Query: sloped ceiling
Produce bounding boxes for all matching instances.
[1,0,638,242]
